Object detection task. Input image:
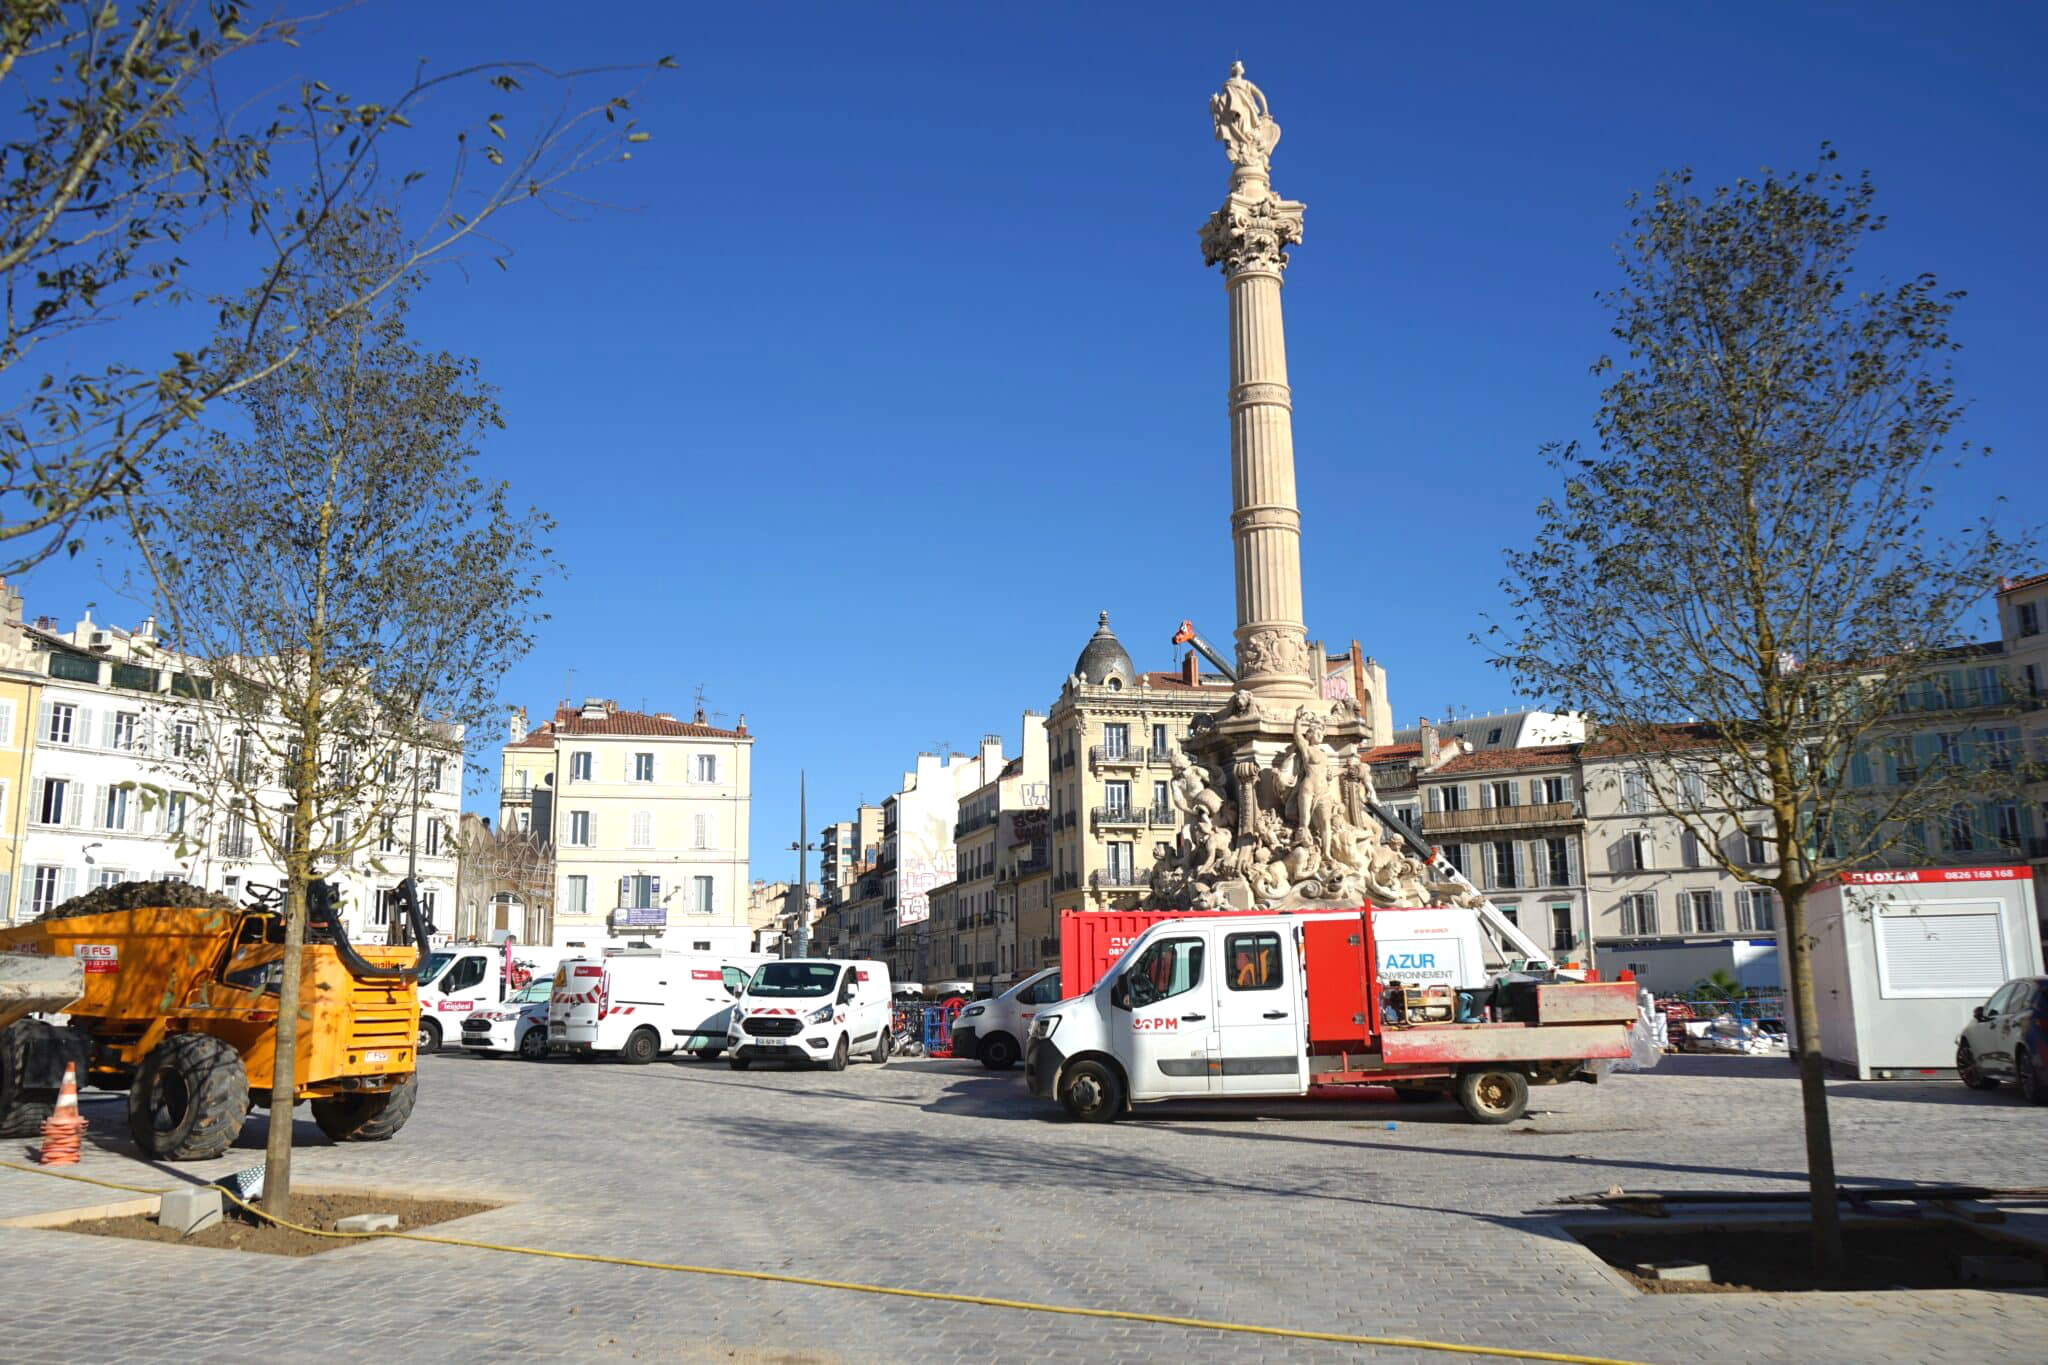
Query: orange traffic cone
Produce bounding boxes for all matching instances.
[37,1062,83,1166]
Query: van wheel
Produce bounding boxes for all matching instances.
[825,1035,848,1072]
[127,1033,249,1160]
[1059,1059,1124,1123]
[871,1030,891,1065]
[517,1027,549,1061]
[417,1017,442,1055]
[1456,1068,1530,1124]
[728,1057,751,1071]
[621,1027,660,1065]
[979,1033,1020,1071]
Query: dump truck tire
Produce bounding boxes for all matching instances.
[312,1072,418,1142]
[127,1033,249,1160]
[0,1021,56,1138]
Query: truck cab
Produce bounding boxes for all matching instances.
[727,958,892,1070]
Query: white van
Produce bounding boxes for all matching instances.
[415,943,575,1053]
[727,958,893,1070]
[458,979,556,1059]
[549,951,767,1063]
[951,967,1066,1071]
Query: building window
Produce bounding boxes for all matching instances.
[1620,892,1657,936]
[1993,801,2022,847]
[37,778,67,826]
[569,751,592,782]
[564,876,589,916]
[1624,830,1650,873]
[1102,723,1129,759]
[1106,842,1135,884]
[633,752,654,782]
[569,811,592,846]
[31,867,61,917]
[1739,889,1777,933]
[1103,780,1129,815]
[622,874,659,910]
[1680,829,1700,869]
[1551,906,1574,955]
[109,711,140,751]
[1679,889,1725,935]
[425,820,443,856]
[693,812,715,849]
[103,786,130,831]
[631,811,653,848]
[2020,601,2041,637]
[1946,804,1975,853]
[1488,780,1514,808]
[1540,776,1569,805]
[689,753,715,783]
[1152,724,1169,755]
[45,703,75,745]
[1439,785,1466,812]
[331,811,350,848]
[1984,728,2015,771]
[692,875,715,914]
[1491,840,1517,889]
[1622,771,1647,814]
[1440,843,1465,876]
[1545,837,1571,887]
[165,792,188,836]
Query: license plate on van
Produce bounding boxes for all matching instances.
[754,1039,786,1049]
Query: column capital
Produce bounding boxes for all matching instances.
[1201,188,1305,277]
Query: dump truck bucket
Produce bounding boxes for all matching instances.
[0,955,86,1031]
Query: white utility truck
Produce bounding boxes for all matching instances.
[549,950,767,1063]
[727,958,893,1070]
[415,943,575,1053]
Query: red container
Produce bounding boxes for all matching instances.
[1058,908,1272,998]
[1301,915,1377,1051]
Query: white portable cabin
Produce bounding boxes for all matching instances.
[1788,866,2043,1079]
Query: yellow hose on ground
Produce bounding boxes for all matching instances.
[0,1160,1647,1365]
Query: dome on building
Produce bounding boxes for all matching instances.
[1073,611,1137,689]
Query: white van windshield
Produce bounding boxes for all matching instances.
[415,952,454,985]
[749,962,840,997]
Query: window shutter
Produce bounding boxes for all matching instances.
[1561,775,1574,802]
[17,873,32,918]
[100,710,115,748]
[649,876,662,905]
[1677,892,1694,934]
[1512,842,1526,886]
[618,876,630,907]
[1711,889,1726,933]
[1427,787,1440,812]
[1566,839,1580,887]
[75,707,91,747]
[706,811,717,849]
[1479,783,1493,809]
[0,700,11,746]
[38,700,51,743]
[61,868,77,902]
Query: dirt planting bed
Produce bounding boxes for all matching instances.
[58,1190,496,1257]
[1572,1222,2048,1293]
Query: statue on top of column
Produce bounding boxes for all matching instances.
[1210,61,1281,171]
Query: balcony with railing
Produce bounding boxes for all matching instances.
[1090,865,1150,892]
[1421,800,1581,836]
[1088,744,1150,772]
[954,807,999,839]
[1147,804,1177,826]
[1091,804,1147,831]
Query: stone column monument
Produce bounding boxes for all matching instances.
[1152,65,1466,914]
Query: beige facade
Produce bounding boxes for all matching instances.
[1045,617,1232,917]
[500,700,752,948]
[930,715,1049,987]
[1418,746,1591,968]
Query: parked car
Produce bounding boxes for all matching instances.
[1956,975,2048,1102]
[951,967,1064,1071]
[459,979,555,1059]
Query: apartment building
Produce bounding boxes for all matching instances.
[1045,614,1233,916]
[1,596,460,937]
[1418,745,1590,966]
[876,738,1008,981]
[500,699,753,948]
[1996,572,2048,878]
[931,714,1049,986]
[819,804,883,911]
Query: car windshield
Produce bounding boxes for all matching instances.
[415,952,454,985]
[748,962,840,998]
[511,981,552,1003]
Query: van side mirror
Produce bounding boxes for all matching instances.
[1109,978,1130,1011]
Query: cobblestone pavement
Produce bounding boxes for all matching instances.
[3,1050,2046,1363]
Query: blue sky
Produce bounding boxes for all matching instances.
[19,2,2045,881]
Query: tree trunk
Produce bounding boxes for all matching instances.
[262,875,307,1219]
[1782,888,1845,1276]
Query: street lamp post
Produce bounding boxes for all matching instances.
[788,770,818,958]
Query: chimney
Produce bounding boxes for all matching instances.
[1182,649,1199,686]
[508,706,528,745]
[1420,718,1439,767]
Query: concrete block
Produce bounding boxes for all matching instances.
[157,1187,222,1236]
[1956,1255,2045,1285]
[1634,1260,1712,1283]
[336,1212,399,1234]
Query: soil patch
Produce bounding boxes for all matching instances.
[57,1189,496,1256]
[1572,1222,2048,1293]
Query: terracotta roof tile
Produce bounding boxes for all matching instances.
[512,705,751,746]
[1137,670,1233,691]
[1579,722,1726,759]
[1999,570,2048,595]
[1429,744,1579,775]
[1360,743,1422,763]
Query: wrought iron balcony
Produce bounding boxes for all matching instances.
[1091,804,1147,830]
[1147,804,1178,826]
[1090,866,1151,891]
[1088,745,1149,771]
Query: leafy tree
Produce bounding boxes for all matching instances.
[1693,968,1743,1002]
[1,1,657,570]
[1490,151,2028,1275]
[141,213,553,1217]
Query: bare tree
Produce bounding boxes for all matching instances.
[1,1,661,570]
[1489,151,2029,1275]
[143,212,552,1217]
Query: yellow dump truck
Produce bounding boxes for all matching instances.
[0,878,426,1160]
